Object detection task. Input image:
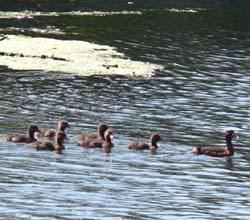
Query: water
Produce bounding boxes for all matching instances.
[0,6,250,220]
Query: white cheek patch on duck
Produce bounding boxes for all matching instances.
[34,132,42,139]
[157,142,162,147]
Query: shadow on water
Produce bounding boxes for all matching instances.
[0,4,250,220]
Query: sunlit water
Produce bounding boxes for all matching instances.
[0,9,250,219]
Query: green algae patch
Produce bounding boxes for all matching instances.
[0,35,162,76]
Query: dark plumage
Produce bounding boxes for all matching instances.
[36,120,69,138]
[78,128,114,150]
[3,124,40,143]
[76,123,109,143]
[193,130,237,157]
[127,133,162,150]
[28,131,67,152]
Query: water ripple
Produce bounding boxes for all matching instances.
[1,9,250,220]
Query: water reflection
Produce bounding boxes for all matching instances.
[224,157,234,170]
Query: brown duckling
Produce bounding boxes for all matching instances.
[78,128,114,149]
[127,133,162,150]
[38,120,69,138]
[76,123,109,142]
[3,124,40,143]
[44,120,69,138]
[193,130,237,157]
[28,131,67,152]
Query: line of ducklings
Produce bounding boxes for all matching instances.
[3,120,237,157]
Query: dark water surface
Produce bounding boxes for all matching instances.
[0,7,250,220]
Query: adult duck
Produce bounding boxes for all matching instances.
[3,124,40,143]
[76,123,109,142]
[78,128,114,150]
[28,131,67,152]
[127,133,162,151]
[193,130,237,157]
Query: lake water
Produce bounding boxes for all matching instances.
[0,5,250,220]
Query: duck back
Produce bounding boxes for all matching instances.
[4,134,35,143]
[28,141,54,151]
[127,141,150,150]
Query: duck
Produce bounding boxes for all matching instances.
[36,120,69,138]
[126,133,162,150]
[192,130,237,157]
[3,124,40,143]
[78,128,114,150]
[28,131,67,152]
[76,123,109,143]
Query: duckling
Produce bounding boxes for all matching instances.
[3,124,40,143]
[127,133,162,150]
[35,120,69,139]
[78,128,114,150]
[193,130,237,157]
[28,131,67,152]
[76,123,109,143]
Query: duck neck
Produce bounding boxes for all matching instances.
[59,126,65,132]
[106,136,111,143]
[100,131,105,140]
[226,137,234,154]
[56,138,64,149]
[151,139,158,147]
[54,142,65,151]
[28,130,35,140]
[56,138,63,146]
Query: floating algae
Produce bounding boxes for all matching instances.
[0,35,163,76]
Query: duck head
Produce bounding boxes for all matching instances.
[28,124,40,139]
[150,133,162,146]
[104,129,114,143]
[98,123,109,139]
[58,120,69,131]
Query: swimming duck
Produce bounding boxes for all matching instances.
[28,131,67,152]
[192,130,237,157]
[3,124,40,143]
[76,123,109,142]
[78,128,114,150]
[37,120,69,138]
[126,133,162,150]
